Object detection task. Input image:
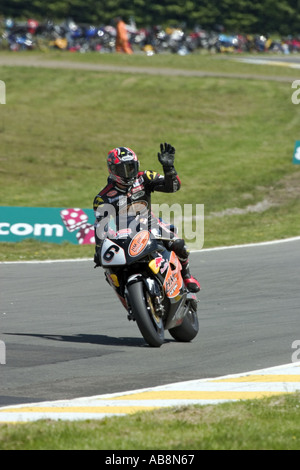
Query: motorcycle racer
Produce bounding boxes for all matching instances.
[93,143,200,293]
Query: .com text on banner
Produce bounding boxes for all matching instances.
[0,207,95,245]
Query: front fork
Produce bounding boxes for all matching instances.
[125,274,164,321]
[105,268,165,320]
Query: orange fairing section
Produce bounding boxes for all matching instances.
[163,252,183,298]
[129,231,150,257]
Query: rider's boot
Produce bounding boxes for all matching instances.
[165,238,201,293]
[181,260,201,293]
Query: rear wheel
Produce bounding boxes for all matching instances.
[169,303,199,342]
[127,281,164,347]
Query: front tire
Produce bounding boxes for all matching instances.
[127,281,164,347]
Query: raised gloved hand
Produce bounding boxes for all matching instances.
[158,142,175,168]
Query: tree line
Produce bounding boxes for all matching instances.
[1,0,300,35]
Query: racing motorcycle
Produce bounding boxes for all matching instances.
[99,215,199,347]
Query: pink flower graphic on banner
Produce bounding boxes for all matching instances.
[60,208,95,245]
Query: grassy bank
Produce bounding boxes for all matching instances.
[0,393,299,450]
[0,52,300,261]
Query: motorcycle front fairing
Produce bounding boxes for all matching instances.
[100,233,161,267]
[100,228,162,309]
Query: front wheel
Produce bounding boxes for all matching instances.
[127,281,164,347]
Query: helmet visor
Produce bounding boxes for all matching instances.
[114,161,139,182]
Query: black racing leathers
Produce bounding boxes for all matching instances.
[93,169,189,263]
[93,166,201,293]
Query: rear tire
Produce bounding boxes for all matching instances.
[127,281,164,347]
[169,306,199,342]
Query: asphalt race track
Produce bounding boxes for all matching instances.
[0,238,299,408]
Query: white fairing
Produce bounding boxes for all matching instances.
[101,239,126,266]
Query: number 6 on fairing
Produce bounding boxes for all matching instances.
[101,239,126,266]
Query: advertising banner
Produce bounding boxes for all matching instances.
[0,206,95,244]
[293,141,300,164]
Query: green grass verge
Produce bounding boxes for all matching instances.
[0,393,299,450]
[0,51,300,261]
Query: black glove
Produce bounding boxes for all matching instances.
[158,142,175,168]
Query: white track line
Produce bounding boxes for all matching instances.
[1,236,300,264]
[0,362,299,422]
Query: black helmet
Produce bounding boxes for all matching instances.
[107,147,140,186]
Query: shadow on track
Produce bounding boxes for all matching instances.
[4,332,174,348]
